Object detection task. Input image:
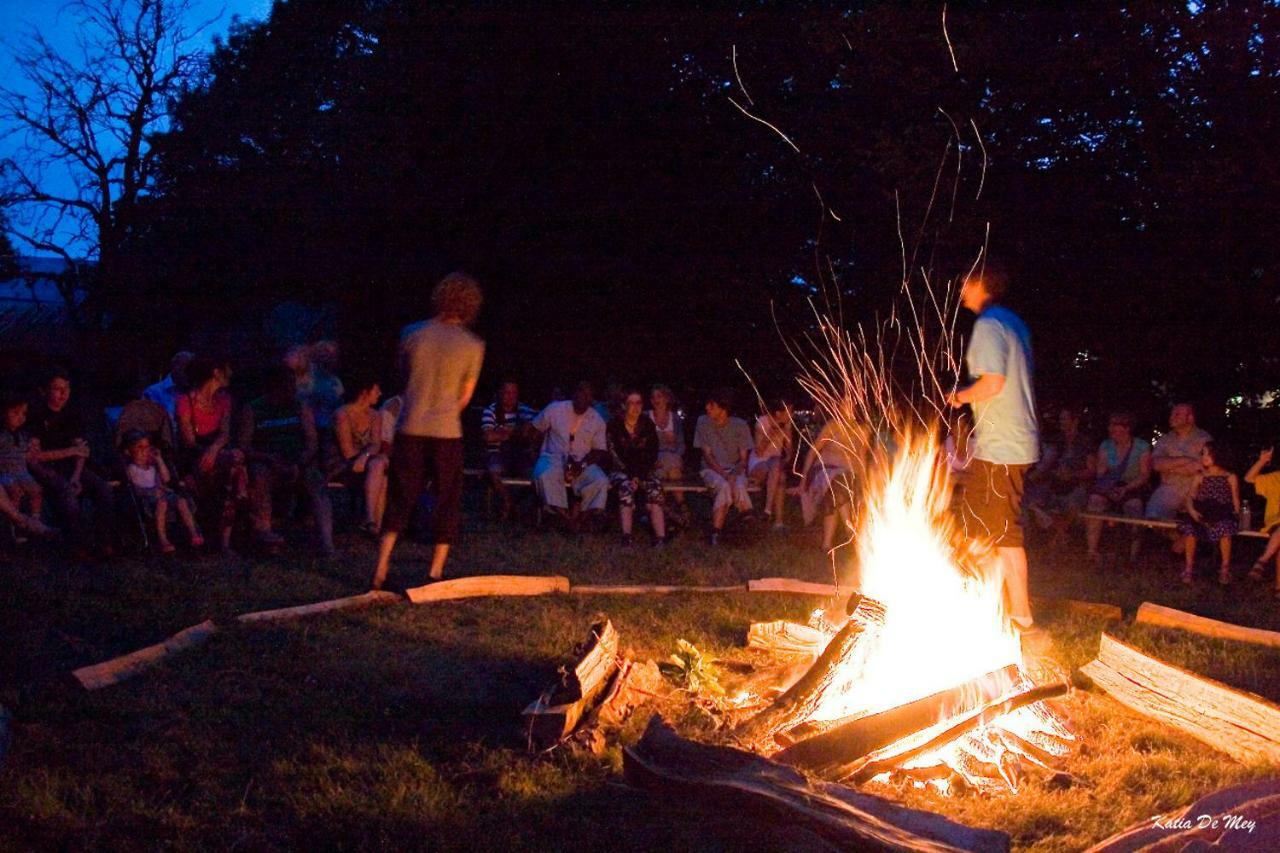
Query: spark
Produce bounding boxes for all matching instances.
[942,4,960,72]
[731,44,754,106]
[728,96,801,154]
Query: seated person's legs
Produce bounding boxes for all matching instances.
[532,454,568,510]
[575,464,610,512]
[700,468,733,533]
[248,461,284,543]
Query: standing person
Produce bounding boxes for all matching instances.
[1245,447,1280,589]
[28,368,117,556]
[694,388,754,545]
[1177,442,1240,585]
[607,389,666,545]
[530,382,610,523]
[648,384,689,524]
[372,273,485,590]
[748,399,794,529]
[480,380,537,520]
[946,262,1041,643]
[143,351,195,430]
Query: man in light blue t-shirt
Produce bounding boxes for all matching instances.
[947,261,1041,638]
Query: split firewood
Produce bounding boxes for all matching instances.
[1135,601,1280,649]
[407,574,569,604]
[746,578,841,597]
[733,596,886,750]
[746,620,828,657]
[774,664,1019,771]
[625,715,1010,853]
[522,618,621,750]
[1079,632,1280,763]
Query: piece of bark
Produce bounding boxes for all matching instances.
[747,621,829,657]
[625,715,1009,853]
[1135,601,1280,650]
[72,620,218,691]
[1079,633,1280,764]
[747,578,841,597]
[845,683,1068,785]
[236,590,401,624]
[1086,778,1280,852]
[571,584,745,594]
[585,658,665,730]
[522,619,621,749]
[1031,596,1123,623]
[775,664,1019,770]
[406,574,569,604]
[734,597,885,750]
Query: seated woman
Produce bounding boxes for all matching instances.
[1025,406,1093,537]
[176,356,247,551]
[798,417,867,551]
[647,384,688,524]
[607,389,666,545]
[0,390,55,539]
[1084,411,1151,564]
[748,399,794,530]
[330,376,389,536]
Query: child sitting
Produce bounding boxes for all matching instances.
[1176,441,1240,585]
[0,391,55,539]
[123,430,203,553]
[1244,446,1280,594]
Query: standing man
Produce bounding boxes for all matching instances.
[947,262,1041,643]
[1146,403,1212,524]
[372,273,485,590]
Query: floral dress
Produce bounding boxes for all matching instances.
[1176,475,1238,541]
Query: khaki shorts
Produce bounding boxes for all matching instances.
[958,459,1028,548]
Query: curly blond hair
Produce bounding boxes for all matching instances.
[432,272,483,325]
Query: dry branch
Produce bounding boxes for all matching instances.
[236,590,401,624]
[1135,601,1280,649]
[72,620,218,691]
[1079,633,1280,763]
[775,664,1019,771]
[625,716,1010,852]
[407,575,569,604]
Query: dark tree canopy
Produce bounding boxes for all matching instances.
[123,0,1279,429]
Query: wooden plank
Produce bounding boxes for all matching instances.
[625,716,1010,853]
[571,584,745,595]
[1080,512,1268,539]
[72,620,218,691]
[1031,596,1123,623]
[406,574,569,604]
[747,620,829,656]
[523,619,622,749]
[747,578,842,597]
[236,590,402,624]
[1079,633,1280,764]
[1136,601,1280,650]
[1086,778,1280,851]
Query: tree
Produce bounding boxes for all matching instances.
[0,0,212,325]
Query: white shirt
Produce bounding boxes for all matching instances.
[749,414,791,466]
[533,400,606,462]
[127,462,159,490]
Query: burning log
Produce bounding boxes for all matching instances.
[774,664,1019,770]
[844,682,1069,786]
[522,619,620,749]
[407,574,569,604]
[746,620,829,657]
[1135,601,1280,649]
[625,716,1011,852]
[1079,633,1280,764]
[733,596,886,750]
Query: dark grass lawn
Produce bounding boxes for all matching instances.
[3,502,1279,851]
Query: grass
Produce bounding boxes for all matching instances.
[3,499,1279,851]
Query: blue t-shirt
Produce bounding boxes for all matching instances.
[966,305,1039,465]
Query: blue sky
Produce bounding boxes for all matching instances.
[1,0,272,257]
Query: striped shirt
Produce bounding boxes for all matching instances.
[481,402,537,448]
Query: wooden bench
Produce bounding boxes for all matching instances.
[462,468,763,495]
[1080,512,1270,540]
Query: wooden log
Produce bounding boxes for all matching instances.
[236,590,402,624]
[406,574,569,604]
[587,658,665,730]
[746,621,829,656]
[1079,633,1280,764]
[775,664,1019,771]
[1031,596,1123,623]
[734,596,885,749]
[747,578,841,597]
[522,619,621,749]
[1086,778,1280,852]
[72,620,218,691]
[1136,601,1280,650]
[571,584,745,595]
[625,716,1010,853]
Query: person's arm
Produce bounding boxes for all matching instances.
[754,418,772,455]
[1185,474,1204,520]
[949,373,1005,407]
[1230,473,1241,515]
[157,455,172,485]
[1245,448,1273,484]
[949,317,1008,407]
[1125,449,1152,491]
[335,408,359,461]
[300,404,318,466]
[177,397,197,450]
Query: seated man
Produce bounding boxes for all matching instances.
[1146,403,1211,522]
[28,368,117,555]
[143,350,195,431]
[481,380,537,519]
[531,381,609,523]
[695,387,754,545]
[237,366,333,554]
